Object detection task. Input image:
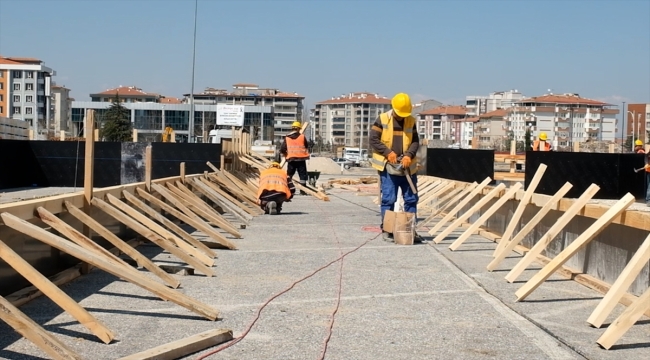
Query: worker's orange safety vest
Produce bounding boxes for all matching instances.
[636,148,645,154]
[532,140,551,151]
[257,168,292,199]
[285,134,309,160]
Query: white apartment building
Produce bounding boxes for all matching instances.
[466,90,524,116]
[314,92,392,148]
[51,85,72,133]
[0,56,55,137]
[417,105,468,143]
[0,117,30,140]
[507,93,619,150]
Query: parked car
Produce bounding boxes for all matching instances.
[332,157,354,169]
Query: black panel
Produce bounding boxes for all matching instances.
[426,148,494,183]
[121,142,147,184]
[151,142,222,179]
[0,140,49,189]
[525,151,646,199]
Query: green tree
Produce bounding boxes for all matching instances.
[524,127,532,151]
[624,135,633,152]
[100,94,132,142]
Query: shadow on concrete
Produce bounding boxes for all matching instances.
[522,296,603,303]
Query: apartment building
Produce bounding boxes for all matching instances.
[626,103,650,142]
[51,85,72,133]
[473,108,509,149]
[90,86,163,103]
[506,93,619,150]
[314,92,392,148]
[466,90,524,116]
[0,56,55,136]
[0,117,29,140]
[417,105,468,143]
[183,83,304,143]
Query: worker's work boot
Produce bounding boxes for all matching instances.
[413,233,426,243]
[382,231,394,242]
[266,201,277,215]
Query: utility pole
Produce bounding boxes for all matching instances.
[622,101,626,152]
[188,0,198,143]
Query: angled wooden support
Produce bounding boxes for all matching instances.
[428,177,492,236]
[449,182,522,251]
[596,285,650,349]
[505,183,600,283]
[105,193,215,267]
[0,212,219,320]
[174,180,247,227]
[433,183,506,244]
[0,239,115,344]
[486,182,573,271]
[0,295,82,360]
[121,191,216,259]
[91,197,216,277]
[493,163,547,256]
[419,183,475,228]
[140,187,237,250]
[118,328,233,360]
[515,193,635,302]
[180,162,186,184]
[145,145,152,192]
[63,201,180,289]
[587,232,650,328]
[191,179,252,225]
[416,180,442,201]
[200,177,263,215]
[418,181,449,206]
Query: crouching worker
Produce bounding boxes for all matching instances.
[257,162,296,215]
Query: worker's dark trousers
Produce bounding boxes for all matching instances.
[287,160,308,185]
[379,169,418,232]
[646,174,650,203]
[259,192,288,212]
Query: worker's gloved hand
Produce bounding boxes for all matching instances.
[387,152,398,164]
[401,156,412,169]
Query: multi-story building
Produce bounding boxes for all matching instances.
[506,93,619,150]
[51,84,72,133]
[314,92,392,148]
[466,90,524,117]
[412,99,443,115]
[626,103,650,142]
[183,83,304,143]
[0,117,30,140]
[416,105,468,143]
[90,86,163,103]
[0,56,55,137]
[473,109,509,149]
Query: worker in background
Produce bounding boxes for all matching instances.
[369,92,424,243]
[256,162,296,215]
[634,140,645,153]
[280,121,310,195]
[532,132,551,151]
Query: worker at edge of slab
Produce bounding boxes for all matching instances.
[256,161,296,215]
[369,92,424,243]
[280,121,310,195]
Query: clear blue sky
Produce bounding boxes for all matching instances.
[1,0,648,110]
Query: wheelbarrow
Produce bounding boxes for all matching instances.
[307,171,321,187]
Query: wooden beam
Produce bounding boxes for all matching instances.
[82,109,95,274]
[418,183,475,228]
[449,182,522,251]
[145,145,152,192]
[117,328,233,360]
[0,239,115,344]
[505,183,600,283]
[596,286,650,350]
[0,213,219,320]
[199,177,262,216]
[63,201,180,289]
[191,179,253,225]
[0,295,82,360]
[428,177,492,236]
[514,193,635,302]
[486,182,573,271]
[180,162,186,184]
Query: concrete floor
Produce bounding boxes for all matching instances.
[0,190,648,359]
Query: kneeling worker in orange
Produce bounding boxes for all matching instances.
[257,162,296,215]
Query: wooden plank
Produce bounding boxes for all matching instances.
[199,177,262,216]
[432,183,506,244]
[105,193,215,267]
[493,163,547,256]
[596,286,650,350]
[449,182,522,251]
[505,183,600,283]
[418,184,474,228]
[514,193,635,302]
[191,179,252,224]
[118,328,233,360]
[428,177,492,236]
[0,212,219,320]
[0,239,115,344]
[90,197,216,277]
[175,180,246,226]
[0,295,82,360]
[8,266,81,307]
[486,182,573,271]
[180,162,186,184]
[145,145,152,192]
[121,190,217,259]
[82,110,95,275]
[63,201,180,289]
[587,233,650,327]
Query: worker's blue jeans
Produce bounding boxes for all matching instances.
[379,169,419,231]
[646,174,650,203]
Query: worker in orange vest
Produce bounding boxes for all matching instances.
[280,121,310,194]
[634,140,645,153]
[257,162,296,215]
[532,132,551,151]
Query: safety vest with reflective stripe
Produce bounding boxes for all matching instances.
[532,140,551,151]
[285,134,310,160]
[370,112,418,172]
[257,168,292,199]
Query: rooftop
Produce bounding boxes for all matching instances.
[160,97,182,104]
[516,93,610,106]
[0,56,43,65]
[185,84,304,99]
[479,108,509,118]
[91,86,161,98]
[419,105,468,116]
[316,92,392,105]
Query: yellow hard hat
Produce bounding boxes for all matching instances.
[635,140,643,146]
[391,93,412,118]
[291,121,301,128]
[539,132,547,141]
[270,161,280,168]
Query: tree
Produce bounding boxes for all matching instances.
[100,94,132,142]
[624,135,633,152]
[524,127,532,151]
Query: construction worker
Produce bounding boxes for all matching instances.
[280,121,310,195]
[257,162,296,215]
[532,132,551,151]
[634,139,645,153]
[369,92,424,243]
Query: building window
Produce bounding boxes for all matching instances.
[26,83,34,91]
[13,83,20,91]
[0,82,3,89]
[0,95,2,102]
[13,107,21,114]
[0,106,3,114]
[38,83,45,91]
[26,71,34,79]
[13,71,22,78]
[26,95,33,103]
[13,95,20,102]
[25,107,33,115]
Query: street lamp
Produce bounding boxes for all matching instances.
[628,110,643,141]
